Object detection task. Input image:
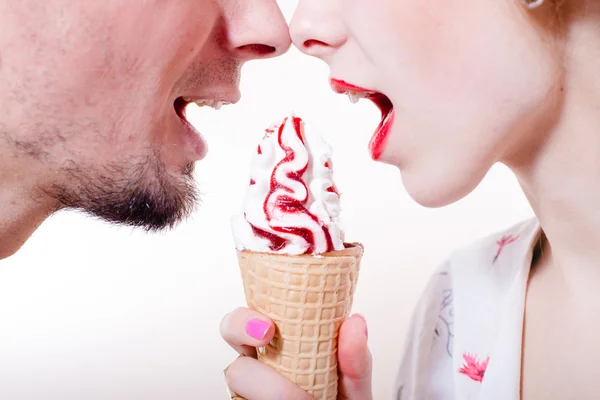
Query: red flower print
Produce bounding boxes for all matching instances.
[493,234,520,263]
[459,353,489,383]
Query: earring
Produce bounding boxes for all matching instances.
[521,0,544,9]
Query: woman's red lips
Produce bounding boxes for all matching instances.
[369,108,395,160]
[330,78,373,94]
[329,78,394,161]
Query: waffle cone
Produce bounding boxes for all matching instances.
[237,243,363,400]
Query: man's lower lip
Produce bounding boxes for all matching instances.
[179,117,208,161]
[369,109,395,160]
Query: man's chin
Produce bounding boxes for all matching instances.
[51,158,199,231]
[96,182,198,232]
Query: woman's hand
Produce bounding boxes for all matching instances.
[221,308,373,400]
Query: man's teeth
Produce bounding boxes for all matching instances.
[347,91,368,104]
[183,97,228,110]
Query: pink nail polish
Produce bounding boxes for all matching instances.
[245,319,270,340]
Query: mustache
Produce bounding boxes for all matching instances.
[177,58,242,93]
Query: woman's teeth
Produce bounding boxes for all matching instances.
[347,91,369,104]
[183,97,229,110]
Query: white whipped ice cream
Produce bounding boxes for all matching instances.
[232,114,344,255]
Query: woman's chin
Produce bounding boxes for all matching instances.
[401,167,481,209]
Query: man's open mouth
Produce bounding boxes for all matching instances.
[329,78,395,160]
[172,97,233,161]
[173,97,232,122]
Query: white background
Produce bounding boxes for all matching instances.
[0,2,534,399]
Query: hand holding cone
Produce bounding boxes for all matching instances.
[237,243,363,400]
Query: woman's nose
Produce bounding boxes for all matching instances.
[290,0,346,60]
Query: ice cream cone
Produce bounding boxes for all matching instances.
[236,243,363,400]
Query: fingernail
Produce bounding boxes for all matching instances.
[245,319,270,340]
[354,314,369,340]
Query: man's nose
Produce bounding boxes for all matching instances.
[290,0,346,60]
[229,1,291,60]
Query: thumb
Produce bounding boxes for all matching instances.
[337,314,373,400]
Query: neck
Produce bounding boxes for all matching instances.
[0,147,55,260]
[510,11,600,293]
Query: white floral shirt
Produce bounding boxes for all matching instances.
[394,218,541,400]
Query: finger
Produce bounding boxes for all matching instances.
[226,355,313,400]
[220,307,275,357]
[338,314,373,400]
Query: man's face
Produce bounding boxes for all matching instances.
[0,0,290,230]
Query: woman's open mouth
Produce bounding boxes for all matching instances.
[330,78,395,160]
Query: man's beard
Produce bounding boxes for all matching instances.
[50,154,198,232]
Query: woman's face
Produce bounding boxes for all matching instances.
[290,0,562,207]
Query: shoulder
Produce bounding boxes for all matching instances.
[408,217,537,323]
[395,218,539,399]
[448,218,538,268]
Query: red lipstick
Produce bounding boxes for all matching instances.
[329,78,394,160]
